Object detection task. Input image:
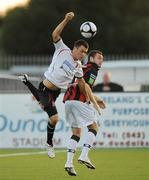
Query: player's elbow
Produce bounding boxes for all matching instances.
[52,31,60,43]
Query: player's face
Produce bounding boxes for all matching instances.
[73,45,88,61]
[93,53,103,67]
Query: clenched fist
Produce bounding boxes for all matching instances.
[65,12,75,22]
[97,100,106,109]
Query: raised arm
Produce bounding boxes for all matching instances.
[52,12,74,42]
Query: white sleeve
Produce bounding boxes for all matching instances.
[54,38,68,50]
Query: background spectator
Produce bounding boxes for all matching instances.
[93,72,124,92]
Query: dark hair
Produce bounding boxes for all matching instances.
[73,39,89,49]
[88,50,103,61]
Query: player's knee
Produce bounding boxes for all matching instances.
[88,124,98,136]
[95,124,99,133]
[88,122,98,132]
[72,128,81,137]
[50,114,59,125]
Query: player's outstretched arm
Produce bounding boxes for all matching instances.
[52,12,74,42]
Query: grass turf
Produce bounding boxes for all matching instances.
[0,148,148,180]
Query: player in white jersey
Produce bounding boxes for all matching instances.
[44,38,84,89]
[19,12,98,158]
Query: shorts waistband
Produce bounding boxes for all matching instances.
[39,81,61,92]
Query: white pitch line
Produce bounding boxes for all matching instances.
[0,149,66,158]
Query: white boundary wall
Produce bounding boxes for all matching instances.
[95,60,149,91]
[0,93,149,148]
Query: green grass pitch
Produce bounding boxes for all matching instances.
[0,148,148,180]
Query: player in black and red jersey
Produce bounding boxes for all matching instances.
[63,50,106,176]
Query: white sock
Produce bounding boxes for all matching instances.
[65,138,78,167]
[79,131,96,160]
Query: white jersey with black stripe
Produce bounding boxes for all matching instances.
[44,39,83,89]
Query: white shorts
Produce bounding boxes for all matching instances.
[65,100,97,128]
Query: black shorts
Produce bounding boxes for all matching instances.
[38,82,61,117]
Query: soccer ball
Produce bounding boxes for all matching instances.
[80,21,97,38]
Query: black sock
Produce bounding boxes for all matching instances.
[47,122,55,146]
[25,81,40,102]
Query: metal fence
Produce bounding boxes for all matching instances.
[0,55,149,93]
[1,54,149,70]
[0,55,52,70]
[0,55,51,92]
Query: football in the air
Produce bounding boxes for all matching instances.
[80,21,97,38]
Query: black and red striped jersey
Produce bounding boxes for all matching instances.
[63,62,99,103]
